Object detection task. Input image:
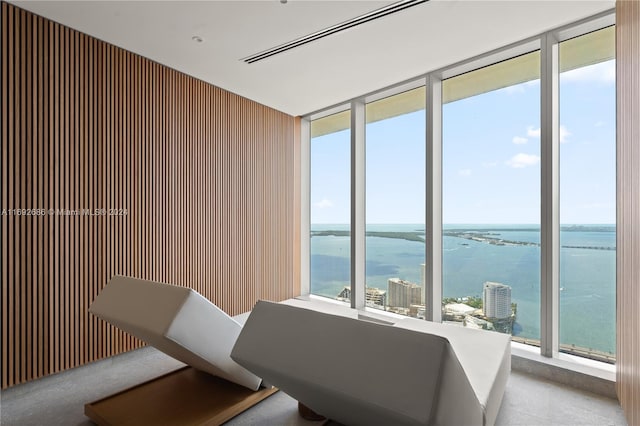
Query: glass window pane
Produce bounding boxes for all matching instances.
[310,112,351,302]
[559,27,616,363]
[442,51,541,342]
[365,87,426,316]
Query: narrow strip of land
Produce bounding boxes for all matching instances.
[311,230,424,243]
[311,229,615,250]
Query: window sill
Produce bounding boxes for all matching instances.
[512,341,614,378]
[511,341,616,398]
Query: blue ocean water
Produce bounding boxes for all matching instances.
[310,224,616,355]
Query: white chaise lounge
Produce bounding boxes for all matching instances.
[89,275,262,390]
[231,300,510,426]
[90,276,510,425]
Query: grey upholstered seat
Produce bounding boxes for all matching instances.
[231,300,510,425]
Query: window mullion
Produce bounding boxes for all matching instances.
[426,74,442,323]
[541,32,560,358]
[351,101,366,309]
[300,118,311,296]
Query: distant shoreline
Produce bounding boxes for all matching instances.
[311,230,424,243]
[311,227,616,250]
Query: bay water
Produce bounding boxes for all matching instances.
[310,224,616,356]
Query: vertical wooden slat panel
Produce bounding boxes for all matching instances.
[29,11,38,381]
[69,25,77,371]
[1,2,300,389]
[36,12,44,380]
[54,19,61,374]
[19,6,27,385]
[88,35,94,362]
[47,18,54,377]
[63,24,70,372]
[101,38,108,358]
[617,1,640,425]
[10,2,17,387]
[2,1,11,390]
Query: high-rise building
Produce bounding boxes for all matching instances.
[388,278,422,309]
[365,287,387,307]
[483,281,512,319]
[337,286,387,308]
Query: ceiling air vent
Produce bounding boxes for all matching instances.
[242,0,428,64]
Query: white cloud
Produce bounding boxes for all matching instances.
[506,153,540,168]
[512,136,528,145]
[561,60,615,85]
[560,125,571,143]
[527,126,541,138]
[458,169,472,177]
[482,161,498,168]
[314,198,333,209]
[594,121,606,127]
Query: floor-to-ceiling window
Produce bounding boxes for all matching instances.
[441,51,541,341]
[559,26,616,362]
[305,13,615,365]
[365,88,426,316]
[310,111,351,302]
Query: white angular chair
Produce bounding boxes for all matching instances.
[89,275,262,391]
[393,317,511,426]
[231,300,510,426]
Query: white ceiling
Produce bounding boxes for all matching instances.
[10,0,614,117]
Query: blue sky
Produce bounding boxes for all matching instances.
[311,60,615,225]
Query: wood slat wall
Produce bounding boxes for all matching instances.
[616,0,640,424]
[1,2,301,389]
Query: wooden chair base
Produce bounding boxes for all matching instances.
[85,366,277,425]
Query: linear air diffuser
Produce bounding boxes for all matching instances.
[242,0,428,64]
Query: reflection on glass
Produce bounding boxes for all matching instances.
[442,51,541,343]
[310,111,351,302]
[365,87,426,317]
[559,26,616,362]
